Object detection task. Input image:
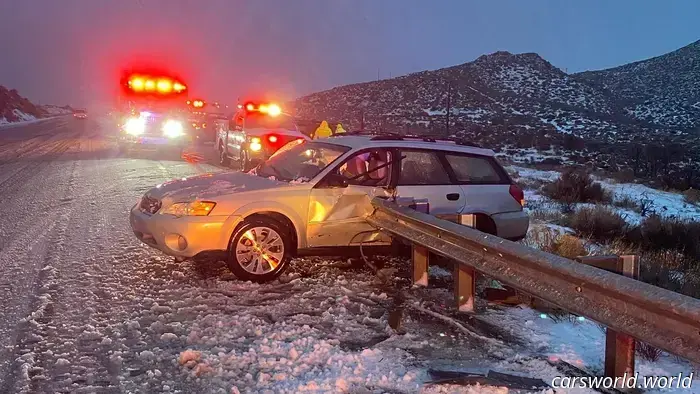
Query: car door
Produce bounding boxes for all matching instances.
[306,148,394,248]
[442,152,518,215]
[226,112,245,157]
[392,149,466,216]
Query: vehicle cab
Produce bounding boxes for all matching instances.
[217,102,309,171]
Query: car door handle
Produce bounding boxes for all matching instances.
[446,193,460,201]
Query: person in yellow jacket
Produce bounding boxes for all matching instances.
[335,123,347,134]
[313,120,332,139]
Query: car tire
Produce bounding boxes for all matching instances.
[219,145,231,167]
[226,218,292,283]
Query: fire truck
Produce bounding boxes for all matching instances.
[216,101,309,171]
[116,72,193,155]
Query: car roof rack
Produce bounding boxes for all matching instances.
[369,134,482,148]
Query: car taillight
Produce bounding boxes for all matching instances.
[268,135,278,143]
[509,184,525,208]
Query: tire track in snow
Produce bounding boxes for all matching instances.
[2,157,221,393]
[0,158,76,393]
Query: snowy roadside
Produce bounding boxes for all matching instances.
[507,165,700,224]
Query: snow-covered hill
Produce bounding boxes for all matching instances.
[294,41,700,188]
[40,104,74,116]
[294,50,656,144]
[0,85,73,126]
[575,40,700,130]
[0,85,47,125]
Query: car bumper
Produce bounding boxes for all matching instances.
[129,204,236,258]
[491,210,529,241]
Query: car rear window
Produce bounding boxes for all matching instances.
[444,153,507,184]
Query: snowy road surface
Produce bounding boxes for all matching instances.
[0,118,695,393]
[0,118,500,393]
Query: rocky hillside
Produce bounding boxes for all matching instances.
[0,85,47,123]
[575,40,700,130]
[0,86,73,125]
[294,40,700,189]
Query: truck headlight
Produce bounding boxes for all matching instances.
[162,120,185,138]
[161,201,216,216]
[124,117,145,135]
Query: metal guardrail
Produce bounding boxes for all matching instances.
[366,198,700,364]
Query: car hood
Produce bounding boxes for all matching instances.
[146,171,287,203]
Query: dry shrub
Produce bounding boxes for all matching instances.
[567,205,628,240]
[529,208,564,223]
[636,342,662,362]
[612,195,640,212]
[610,170,636,184]
[635,215,700,261]
[544,168,612,212]
[553,235,588,260]
[684,188,700,205]
[524,229,587,260]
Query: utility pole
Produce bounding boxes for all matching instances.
[445,82,452,136]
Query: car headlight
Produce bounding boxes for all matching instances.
[161,201,216,216]
[124,117,145,135]
[162,119,185,138]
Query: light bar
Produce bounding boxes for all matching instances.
[127,74,187,95]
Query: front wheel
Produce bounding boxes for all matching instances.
[226,218,292,283]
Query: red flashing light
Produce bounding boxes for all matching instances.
[126,74,186,95]
[245,103,255,111]
[268,135,278,143]
[157,79,172,93]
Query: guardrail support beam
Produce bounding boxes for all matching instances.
[578,255,640,382]
[454,265,476,313]
[412,245,429,286]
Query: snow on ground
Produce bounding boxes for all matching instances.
[482,306,700,394]
[598,179,700,223]
[509,165,700,225]
[0,111,45,128]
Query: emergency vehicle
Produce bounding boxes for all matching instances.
[116,72,193,155]
[216,101,309,171]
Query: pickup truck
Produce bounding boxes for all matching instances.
[215,102,309,171]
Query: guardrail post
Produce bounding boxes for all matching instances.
[454,265,476,313]
[577,255,640,384]
[412,245,429,286]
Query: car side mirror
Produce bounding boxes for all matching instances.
[321,173,348,188]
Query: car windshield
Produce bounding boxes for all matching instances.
[245,112,296,130]
[256,140,350,182]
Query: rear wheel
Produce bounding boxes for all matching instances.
[226,218,292,282]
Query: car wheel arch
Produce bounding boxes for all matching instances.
[230,203,305,250]
[461,210,498,236]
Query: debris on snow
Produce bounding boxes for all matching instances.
[178,350,201,365]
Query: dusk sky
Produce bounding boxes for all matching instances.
[0,0,698,108]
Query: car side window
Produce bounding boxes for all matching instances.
[444,153,506,184]
[398,150,450,185]
[337,149,392,186]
